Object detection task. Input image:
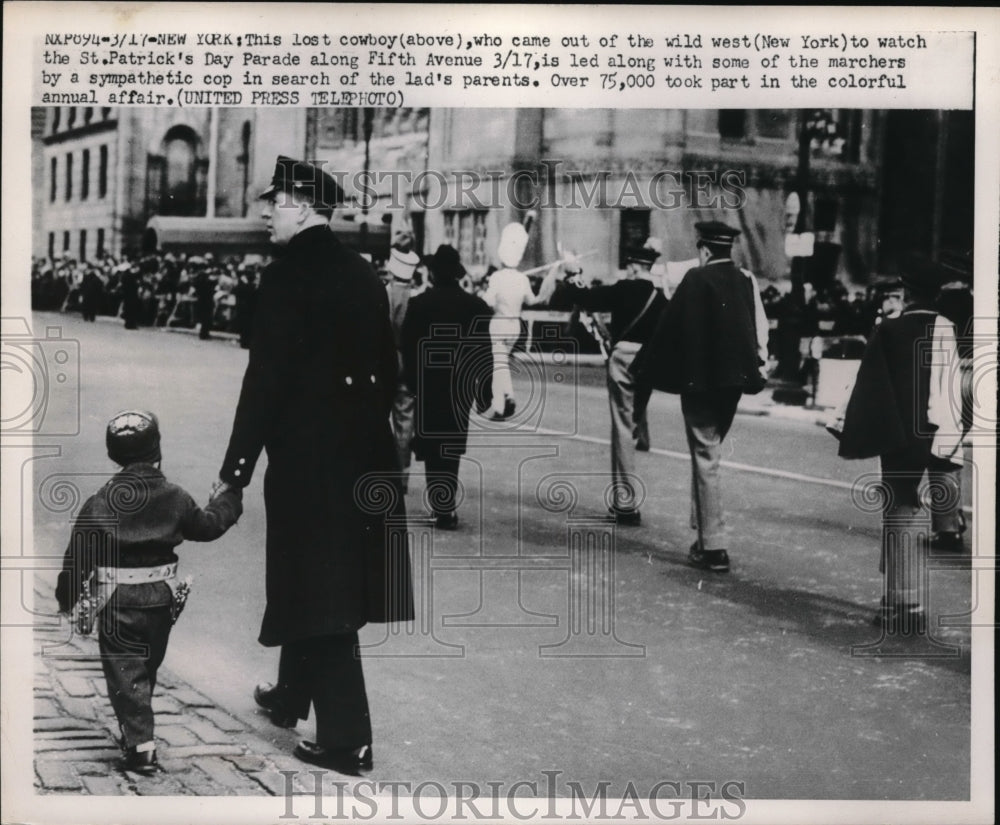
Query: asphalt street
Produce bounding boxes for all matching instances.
[23,312,980,802]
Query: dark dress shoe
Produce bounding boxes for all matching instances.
[254,683,298,728]
[435,511,459,530]
[123,747,162,775]
[930,531,964,552]
[606,508,641,527]
[687,543,730,573]
[294,740,373,776]
[503,397,517,418]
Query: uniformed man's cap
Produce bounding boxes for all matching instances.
[694,221,741,246]
[260,155,345,210]
[624,246,660,266]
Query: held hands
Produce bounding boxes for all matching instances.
[210,478,235,501]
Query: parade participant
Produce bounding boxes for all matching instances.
[214,156,414,776]
[119,262,141,330]
[385,229,422,492]
[838,255,964,631]
[632,221,766,572]
[560,241,668,525]
[401,245,493,529]
[482,212,558,420]
[193,261,216,340]
[56,411,242,775]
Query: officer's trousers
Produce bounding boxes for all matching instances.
[276,633,372,750]
[681,389,742,550]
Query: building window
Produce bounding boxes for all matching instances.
[99,145,108,198]
[97,228,105,257]
[618,209,651,269]
[63,231,70,252]
[718,110,747,140]
[52,108,61,133]
[443,210,488,268]
[48,232,55,259]
[65,152,73,200]
[68,107,77,128]
[147,125,206,217]
[79,229,87,261]
[81,148,90,200]
[83,107,93,125]
[50,157,57,202]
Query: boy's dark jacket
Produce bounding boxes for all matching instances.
[56,463,242,613]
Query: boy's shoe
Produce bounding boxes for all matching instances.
[687,543,730,573]
[294,741,373,776]
[254,683,298,728]
[123,746,162,775]
[503,397,517,418]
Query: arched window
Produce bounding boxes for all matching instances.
[146,125,207,217]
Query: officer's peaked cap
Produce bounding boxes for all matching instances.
[694,221,741,246]
[260,156,345,210]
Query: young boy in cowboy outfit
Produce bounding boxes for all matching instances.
[56,410,243,774]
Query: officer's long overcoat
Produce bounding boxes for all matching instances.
[220,225,414,646]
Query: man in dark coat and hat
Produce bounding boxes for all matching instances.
[213,156,414,775]
[632,221,766,573]
[401,245,493,529]
[838,254,963,631]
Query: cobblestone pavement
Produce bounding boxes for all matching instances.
[32,587,319,797]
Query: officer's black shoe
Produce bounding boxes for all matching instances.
[123,747,162,775]
[253,683,298,728]
[294,741,373,776]
[930,531,964,552]
[687,543,730,573]
[503,397,517,418]
[606,508,642,527]
[435,511,459,530]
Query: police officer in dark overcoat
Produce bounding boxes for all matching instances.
[401,245,493,529]
[214,156,414,775]
[632,221,766,573]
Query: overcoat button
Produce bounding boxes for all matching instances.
[345,376,353,385]
[234,469,242,477]
[238,458,246,465]
[370,375,376,383]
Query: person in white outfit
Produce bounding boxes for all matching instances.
[482,216,557,420]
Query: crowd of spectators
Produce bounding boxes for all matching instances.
[31,251,268,346]
[32,249,971,385]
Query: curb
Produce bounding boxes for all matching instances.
[33,587,312,797]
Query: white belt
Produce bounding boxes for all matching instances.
[96,563,177,585]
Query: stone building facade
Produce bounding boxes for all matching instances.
[34,106,973,285]
[33,106,301,259]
